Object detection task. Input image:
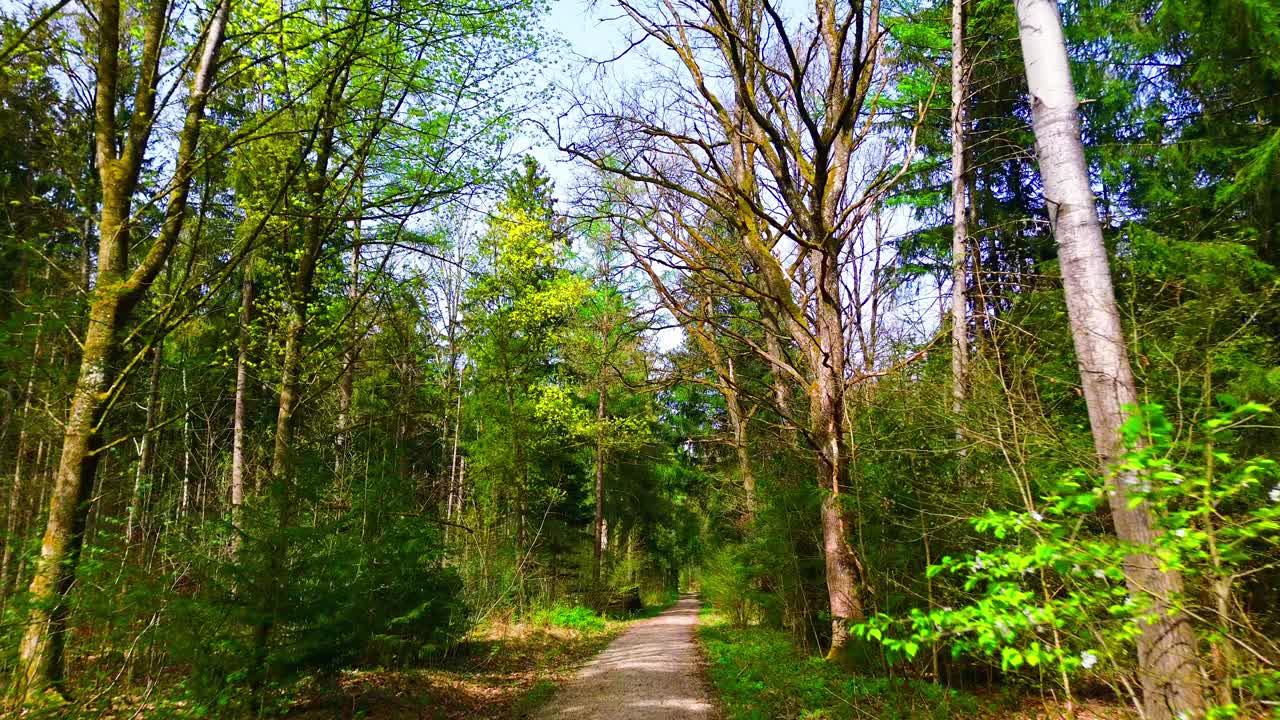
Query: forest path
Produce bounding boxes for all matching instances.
[532,595,717,720]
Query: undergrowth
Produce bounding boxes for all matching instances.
[697,609,978,720]
[529,605,609,632]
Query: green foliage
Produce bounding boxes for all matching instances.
[856,404,1280,713]
[166,508,468,713]
[699,611,976,720]
[529,605,608,633]
[700,545,772,628]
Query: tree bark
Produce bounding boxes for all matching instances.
[12,0,232,699]
[230,268,253,543]
[950,0,969,421]
[811,251,866,657]
[592,386,607,589]
[725,382,755,517]
[270,105,338,491]
[1013,1,1204,716]
[180,358,192,516]
[445,366,463,539]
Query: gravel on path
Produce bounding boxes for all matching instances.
[533,595,717,720]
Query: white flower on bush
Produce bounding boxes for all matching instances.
[1270,484,1280,503]
[1081,650,1098,669]
[1029,511,1044,522]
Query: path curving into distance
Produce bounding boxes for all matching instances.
[534,595,717,720]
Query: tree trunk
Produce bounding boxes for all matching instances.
[726,393,754,518]
[724,356,755,516]
[764,329,792,423]
[230,268,253,543]
[812,251,865,658]
[14,293,114,700]
[180,358,192,516]
[252,76,343,701]
[811,373,865,658]
[950,0,968,420]
[11,0,232,699]
[444,366,463,542]
[592,386,607,589]
[1013,1,1204,716]
[270,107,338,491]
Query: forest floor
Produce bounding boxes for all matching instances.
[532,594,717,720]
[287,617,626,720]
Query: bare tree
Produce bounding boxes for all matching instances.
[562,0,927,654]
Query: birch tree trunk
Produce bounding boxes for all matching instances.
[591,386,607,589]
[230,268,254,544]
[12,0,232,700]
[1013,1,1204,716]
[950,0,969,420]
[181,358,192,516]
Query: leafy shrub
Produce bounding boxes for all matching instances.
[856,404,1280,716]
[700,545,762,627]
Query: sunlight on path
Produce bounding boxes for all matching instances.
[534,595,716,719]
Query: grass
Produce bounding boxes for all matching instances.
[529,605,609,633]
[695,609,979,720]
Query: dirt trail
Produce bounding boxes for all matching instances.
[533,595,716,720]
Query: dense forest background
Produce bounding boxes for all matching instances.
[0,0,1277,716]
